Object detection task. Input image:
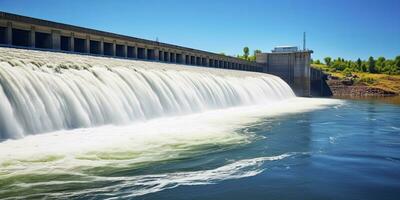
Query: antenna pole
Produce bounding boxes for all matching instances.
[303,32,306,50]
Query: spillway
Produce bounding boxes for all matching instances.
[0,47,295,140]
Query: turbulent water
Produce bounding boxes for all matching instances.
[0,47,293,139]
[0,47,304,199]
[2,47,397,200]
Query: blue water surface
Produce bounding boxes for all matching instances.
[139,98,400,200]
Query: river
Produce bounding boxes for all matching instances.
[0,48,399,199]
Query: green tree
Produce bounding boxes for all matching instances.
[254,49,262,55]
[332,61,346,71]
[315,60,321,64]
[356,58,362,69]
[368,56,376,73]
[243,47,249,59]
[395,55,400,71]
[376,57,386,72]
[361,63,367,72]
[377,57,386,64]
[248,49,262,61]
[324,57,332,66]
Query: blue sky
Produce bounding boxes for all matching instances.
[0,0,399,60]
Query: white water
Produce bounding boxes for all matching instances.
[0,47,294,140]
[0,47,345,199]
[0,97,340,199]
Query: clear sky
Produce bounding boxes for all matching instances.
[0,0,399,60]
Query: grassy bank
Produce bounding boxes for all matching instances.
[312,64,400,95]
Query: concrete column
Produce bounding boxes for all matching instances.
[70,33,75,51]
[205,58,209,67]
[51,30,61,50]
[154,49,159,60]
[84,35,90,53]
[30,26,35,48]
[100,38,104,55]
[182,54,186,64]
[112,40,116,56]
[6,22,12,45]
[124,43,128,58]
[133,46,137,58]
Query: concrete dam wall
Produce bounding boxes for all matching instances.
[0,11,312,96]
[0,11,263,72]
[256,50,313,97]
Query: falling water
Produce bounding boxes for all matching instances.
[0,47,295,139]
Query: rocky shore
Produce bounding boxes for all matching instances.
[326,78,397,97]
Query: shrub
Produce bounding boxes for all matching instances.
[358,77,376,84]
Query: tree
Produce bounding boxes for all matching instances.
[249,49,262,61]
[395,55,400,71]
[361,63,367,72]
[315,60,321,64]
[377,57,386,64]
[368,56,376,73]
[243,47,249,59]
[324,57,332,66]
[332,61,346,71]
[253,49,261,57]
[376,57,386,72]
[356,58,362,68]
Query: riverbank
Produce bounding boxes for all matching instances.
[312,64,400,97]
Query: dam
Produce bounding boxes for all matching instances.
[0,11,312,96]
[0,47,295,139]
[0,41,329,198]
[1,2,399,200]
[0,12,263,72]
